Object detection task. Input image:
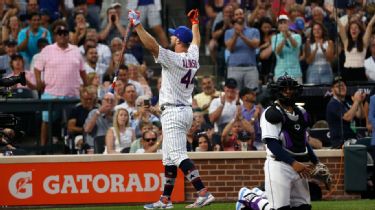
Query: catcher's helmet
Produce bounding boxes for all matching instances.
[268,74,302,106]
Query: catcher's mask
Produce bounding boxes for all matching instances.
[268,74,302,107]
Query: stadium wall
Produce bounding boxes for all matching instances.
[0,150,360,206]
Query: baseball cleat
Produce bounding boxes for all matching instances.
[236,187,252,210]
[185,191,215,208]
[144,196,173,209]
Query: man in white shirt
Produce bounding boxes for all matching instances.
[209,78,238,134]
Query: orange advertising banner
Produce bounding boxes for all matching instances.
[0,160,184,206]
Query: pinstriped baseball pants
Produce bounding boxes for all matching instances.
[160,106,193,166]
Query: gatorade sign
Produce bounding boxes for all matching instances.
[0,161,184,206]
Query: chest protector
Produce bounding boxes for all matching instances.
[276,104,308,154]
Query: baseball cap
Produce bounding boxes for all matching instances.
[277,14,289,22]
[225,78,237,89]
[168,26,193,44]
[289,18,305,31]
[332,76,346,86]
[110,2,121,8]
[239,87,257,98]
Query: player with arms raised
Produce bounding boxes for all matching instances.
[128,9,215,209]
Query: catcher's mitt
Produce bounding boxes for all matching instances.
[310,163,332,190]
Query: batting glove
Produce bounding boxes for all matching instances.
[187,9,199,25]
[128,10,141,26]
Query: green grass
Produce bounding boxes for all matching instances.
[28,199,375,210]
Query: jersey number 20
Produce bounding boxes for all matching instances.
[180,69,196,88]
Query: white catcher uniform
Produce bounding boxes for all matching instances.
[155,44,199,166]
[260,105,311,209]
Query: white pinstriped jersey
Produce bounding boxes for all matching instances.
[155,45,200,106]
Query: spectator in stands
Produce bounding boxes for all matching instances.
[272,14,302,83]
[83,46,108,83]
[69,0,99,31]
[339,1,359,27]
[192,133,212,152]
[80,28,112,66]
[193,76,221,115]
[2,15,21,42]
[99,4,127,45]
[113,79,125,105]
[336,12,375,82]
[69,10,88,46]
[17,12,52,68]
[128,64,152,97]
[247,3,270,28]
[127,0,169,48]
[39,9,53,31]
[34,21,88,148]
[126,32,145,65]
[238,87,264,150]
[204,0,227,54]
[225,8,260,91]
[304,21,335,85]
[311,6,337,41]
[131,95,160,138]
[365,35,375,81]
[135,130,162,153]
[326,76,366,149]
[7,54,36,90]
[116,64,145,97]
[209,4,233,66]
[67,86,97,153]
[116,83,138,119]
[84,92,115,151]
[0,40,18,75]
[257,17,276,84]
[129,121,153,153]
[109,37,140,65]
[104,107,135,154]
[209,78,238,135]
[187,118,202,151]
[1,0,20,24]
[221,107,255,151]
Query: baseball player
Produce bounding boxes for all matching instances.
[259,75,319,210]
[128,9,215,209]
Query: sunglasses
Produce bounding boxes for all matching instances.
[56,30,69,36]
[144,138,157,142]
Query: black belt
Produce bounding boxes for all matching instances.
[160,103,192,111]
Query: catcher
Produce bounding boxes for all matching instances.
[244,75,332,210]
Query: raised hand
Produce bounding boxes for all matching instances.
[187,9,199,25]
[128,10,141,26]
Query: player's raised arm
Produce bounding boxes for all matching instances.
[187,9,200,47]
[128,10,160,58]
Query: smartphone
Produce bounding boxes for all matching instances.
[111,15,116,23]
[144,99,150,107]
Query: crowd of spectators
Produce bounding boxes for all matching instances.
[0,0,375,155]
